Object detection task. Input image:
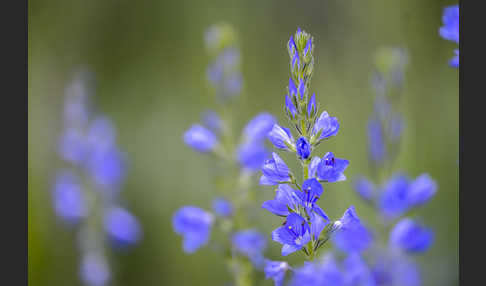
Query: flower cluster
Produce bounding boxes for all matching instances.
[439,4,459,68]
[259,28,371,286]
[173,24,273,286]
[52,69,142,286]
[342,47,437,285]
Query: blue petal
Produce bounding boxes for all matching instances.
[390,218,434,253]
[282,244,302,256]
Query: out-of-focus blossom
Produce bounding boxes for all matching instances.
[104,206,142,248]
[79,252,110,286]
[243,113,276,143]
[172,206,214,253]
[264,260,289,286]
[52,171,87,225]
[232,229,267,266]
[390,218,434,253]
[183,124,218,153]
[212,197,233,218]
[332,206,372,253]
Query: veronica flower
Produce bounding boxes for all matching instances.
[183,124,218,153]
[285,94,297,117]
[288,78,298,99]
[298,79,306,100]
[312,111,339,140]
[272,213,311,256]
[332,206,372,253]
[264,260,290,286]
[268,124,294,150]
[407,173,437,206]
[212,197,233,218]
[52,171,87,225]
[297,179,329,222]
[58,128,89,165]
[353,176,376,202]
[243,113,276,142]
[172,206,214,253]
[87,146,126,194]
[439,5,459,68]
[262,184,300,216]
[79,251,110,286]
[343,253,376,286]
[390,218,434,253]
[296,137,311,159]
[308,156,321,178]
[289,254,344,286]
[307,93,316,116]
[237,141,268,171]
[378,174,410,219]
[316,152,349,182]
[86,116,117,154]
[371,254,421,286]
[232,229,267,266]
[260,152,291,185]
[103,206,142,249]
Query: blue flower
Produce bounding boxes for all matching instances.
[388,114,404,141]
[202,110,222,135]
[378,174,410,218]
[353,176,375,202]
[439,5,459,44]
[183,124,218,153]
[297,179,330,225]
[262,184,300,216]
[285,94,297,117]
[260,152,291,185]
[289,254,344,286]
[332,206,372,253]
[367,117,385,164]
[271,213,311,256]
[308,156,321,178]
[316,152,349,182]
[390,218,434,253]
[104,206,142,249]
[87,146,126,194]
[86,116,117,154]
[212,197,233,217]
[268,124,294,150]
[407,173,437,206]
[296,137,311,159]
[232,229,267,266]
[288,77,298,99]
[264,260,289,286]
[172,206,214,253]
[312,111,339,140]
[450,49,459,68]
[371,255,421,286]
[343,253,376,286]
[237,141,268,171]
[79,251,110,286]
[52,171,87,224]
[243,113,276,142]
[307,93,316,116]
[58,128,89,165]
[298,79,306,100]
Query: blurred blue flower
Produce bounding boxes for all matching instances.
[312,111,340,140]
[316,152,349,183]
[439,5,459,44]
[343,253,376,286]
[388,114,404,141]
[202,110,222,135]
[260,152,291,185]
[268,124,294,150]
[172,206,214,253]
[86,116,117,154]
[367,117,386,164]
[104,206,142,249]
[52,171,87,224]
[353,176,375,202]
[407,173,437,206]
[333,206,372,253]
[390,218,434,253]
[232,229,267,266]
[212,197,233,218]
[371,255,421,286]
[243,113,276,142]
[79,252,110,286]
[58,128,89,165]
[87,146,126,193]
[183,124,218,153]
[296,137,311,159]
[450,49,459,68]
[289,254,344,286]
[237,141,268,171]
[272,213,311,256]
[264,260,289,286]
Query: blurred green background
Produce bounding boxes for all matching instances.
[28,0,458,285]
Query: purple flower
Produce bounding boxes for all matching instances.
[297,179,330,225]
[353,176,376,202]
[104,206,142,249]
[285,94,297,117]
[312,111,339,140]
[390,218,434,253]
[87,146,126,194]
[407,173,437,206]
[172,206,214,253]
[183,124,218,153]
[79,252,110,286]
[379,174,410,218]
[289,254,344,286]
[272,213,311,256]
[296,137,311,159]
[332,206,372,253]
[264,260,289,286]
[243,113,276,142]
[212,197,233,218]
[232,229,267,266]
[343,253,376,286]
[308,156,321,179]
[268,124,294,150]
[237,141,268,171]
[262,184,300,216]
[58,128,89,165]
[439,5,459,44]
[316,152,349,182]
[288,78,298,99]
[260,152,291,185]
[52,171,87,224]
[307,93,316,116]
